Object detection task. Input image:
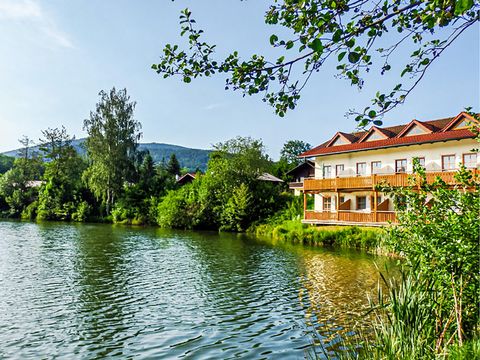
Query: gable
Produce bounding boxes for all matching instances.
[442,112,478,132]
[330,136,349,146]
[396,120,433,138]
[403,124,429,136]
[363,130,387,142]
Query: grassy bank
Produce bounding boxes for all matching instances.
[248,219,391,255]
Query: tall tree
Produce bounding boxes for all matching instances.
[167,153,181,176]
[17,135,36,160]
[153,2,478,125]
[83,87,142,214]
[280,140,312,166]
[37,127,86,220]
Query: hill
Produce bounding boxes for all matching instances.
[1,139,211,171]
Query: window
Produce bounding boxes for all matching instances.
[418,157,425,169]
[442,155,456,171]
[323,196,332,211]
[377,196,382,205]
[403,125,427,136]
[371,161,382,174]
[335,164,344,177]
[356,196,367,210]
[356,162,367,176]
[395,159,407,173]
[412,157,425,170]
[339,196,345,204]
[330,136,348,146]
[323,165,332,178]
[364,131,386,141]
[463,153,477,168]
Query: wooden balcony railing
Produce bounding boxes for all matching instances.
[303,170,475,192]
[288,182,304,189]
[304,210,397,224]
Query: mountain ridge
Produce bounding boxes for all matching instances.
[1,138,212,171]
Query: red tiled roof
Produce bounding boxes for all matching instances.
[300,112,477,158]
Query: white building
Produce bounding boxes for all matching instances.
[296,112,479,225]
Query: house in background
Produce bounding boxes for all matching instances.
[176,173,196,186]
[286,160,315,195]
[298,112,479,226]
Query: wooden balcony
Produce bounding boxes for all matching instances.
[303,170,473,192]
[304,210,397,225]
[288,181,304,190]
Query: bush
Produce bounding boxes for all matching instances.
[72,201,91,222]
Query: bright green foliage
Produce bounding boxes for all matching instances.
[153,2,478,124]
[337,165,480,359]
[154,136,285,230]
[36,127,87,221]
[0,155,14,175]
[220,183,252,232]
[83,87,142,215]
[380,165,479,352]
[0,157,43,217]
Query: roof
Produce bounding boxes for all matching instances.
[257,173,284,182]
[176,173,196,184]
[285,160,315,176]
[299,112,478,158]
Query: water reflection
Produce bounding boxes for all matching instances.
[0,221,394,359]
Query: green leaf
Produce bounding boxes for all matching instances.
[270,34,278,45]
[332,29,342,43]
[183,76,191,83]
[286,40,294,50]
[368,110,377,119]
[309,38,323,53]
[338,52,346,61]
[348,52,360,63]
[454,0,474,15]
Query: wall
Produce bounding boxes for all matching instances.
[311,138,477,213]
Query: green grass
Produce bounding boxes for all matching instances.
[249,219,389,254]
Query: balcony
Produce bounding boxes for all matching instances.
[303,210,397,225]
[303,170,473,192]
[288,181,304,190]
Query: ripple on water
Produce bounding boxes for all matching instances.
[0,221,394,359]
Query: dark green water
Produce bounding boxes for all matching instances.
[0,221,393,359]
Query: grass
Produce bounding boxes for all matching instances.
[249,219,390,254]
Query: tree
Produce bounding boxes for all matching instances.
[167,153,181,176]
[17,135,36,160]
[36,127,86,220]
[83,87,142,215]
[0,138,43,217]
[351,164,479,359]
[0,155,14,175]
[280,140,312,166]
[153,2,478,125]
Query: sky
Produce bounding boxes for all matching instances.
[0,0,478,159]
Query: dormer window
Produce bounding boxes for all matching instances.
[403,125,428,136]
[364,131,385,141]
[330,136,348,146]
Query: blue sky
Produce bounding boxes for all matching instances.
[0,0,478,158]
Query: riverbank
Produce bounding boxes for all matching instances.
[248,220,393,255]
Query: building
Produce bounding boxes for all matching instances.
[176,173,196,186]
[297,112,479,226]
[286,160,315,195]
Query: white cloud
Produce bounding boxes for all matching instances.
[0,0,73,48]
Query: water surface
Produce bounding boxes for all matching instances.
[0,221,392,359]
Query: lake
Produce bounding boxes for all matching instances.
[0,221,393,359]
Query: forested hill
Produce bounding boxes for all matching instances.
[1,139,211,171]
